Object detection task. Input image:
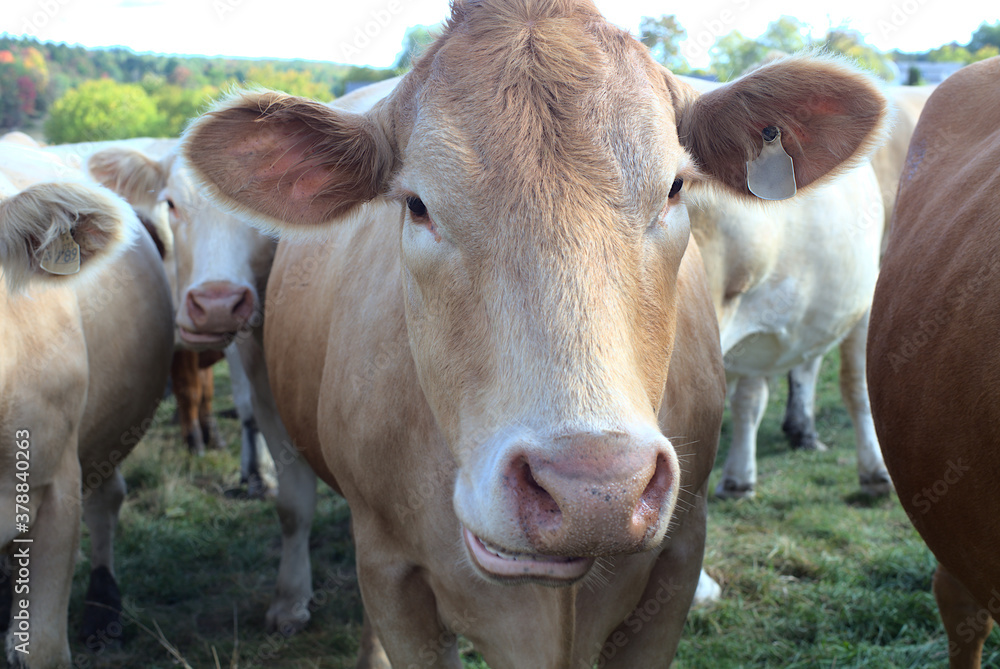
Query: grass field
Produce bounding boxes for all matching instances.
[44,351,998,668]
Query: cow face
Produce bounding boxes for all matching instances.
[88,148,275,349]
[182,0,886,584]
[163,158,275,349]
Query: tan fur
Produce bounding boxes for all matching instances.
[0,146,173,666]
[868,56,1000,669]
[0,180,135,292]
[182,0,890,664]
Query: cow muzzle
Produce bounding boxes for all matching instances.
[461,428,679,585]
[176,281,255,348]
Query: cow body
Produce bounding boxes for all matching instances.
[0,143,173,666]
[182,1,887,664]
[693,164,890,497]
[868,56,1000,669]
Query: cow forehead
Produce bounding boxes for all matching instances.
[395,2,682,227]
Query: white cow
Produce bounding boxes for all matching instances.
[689,163,889,498]
[0,142,173,665]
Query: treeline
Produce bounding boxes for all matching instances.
[640,16,1000,82]
[0,34,397,140]
[2,18,999,142]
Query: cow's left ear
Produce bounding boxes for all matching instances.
[182,89,397,233]
[668,54,889,199]
[0,181,134,291]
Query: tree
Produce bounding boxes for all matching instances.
[968,21,1000,52]
[394,25,440,72]
[639,15,688,73]
[823,29,895,81]
[760,16,811,53]
[44,79,165,143]
[242,65,332,101]
[710,31,770,81]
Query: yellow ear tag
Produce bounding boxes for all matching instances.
[40,230,81,275]
[747,126,797,201]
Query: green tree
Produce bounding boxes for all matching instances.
[394,24,440,72]
[242,65,332,101]
[640,15,688,73]
[760,16,811,53]
[710,31,769,81]
[150,84,221,136]
[968,21,1000,52]
[823,29,895,81]
[44,79,165,143]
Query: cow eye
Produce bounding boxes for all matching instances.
[166,198,176,210]
[669,178,683,198]
[407,196,427,217]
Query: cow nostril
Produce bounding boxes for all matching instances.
[512,457,562,531]
[634,453,673,530]
[232,289,254,321]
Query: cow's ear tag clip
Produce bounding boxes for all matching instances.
[747,126,796,201]
[40,229,81,275]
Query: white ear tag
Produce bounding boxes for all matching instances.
[747,126,796,201]
[40,229,81,275]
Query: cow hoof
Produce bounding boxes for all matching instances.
[715,479,755,499]
[692,569,721,606]
[186,430,206,456]
[79,566,124,648]
[203,418,225,450]
[266,601,311,637]
[859,472,894,497]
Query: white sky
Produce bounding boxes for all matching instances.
[2,0,994,69]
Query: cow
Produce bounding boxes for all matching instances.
[44,139,271,495]
[84,144,305,621]
[0,142,174,666]
[690,162,890,498]
[868,56,1000,669]
[179,1,888,664]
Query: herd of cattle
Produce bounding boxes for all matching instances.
[0,1,997,667]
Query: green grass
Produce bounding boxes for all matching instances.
[44,352,999,667]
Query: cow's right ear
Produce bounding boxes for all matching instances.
[88,148,168,212]
[181,89,397,233]
[0,181,134,291]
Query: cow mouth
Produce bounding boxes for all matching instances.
[462,527,593,584]
[177,326,234,348]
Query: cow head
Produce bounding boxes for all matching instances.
[182,0,886,584]
[0,145,137,292]
[89,148,275,349]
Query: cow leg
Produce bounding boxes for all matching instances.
[197,364,224,451]
[934,563,992,669]
[171,350,205,455]
[236,334,317,635]
[838,310,892,495]
[225,343,269,498]
[715,375,768,499]
[354,554,462,669]
[79,467,126,648]
[781,356,828,451]
[9,447,81,668]
[356,609,391,669]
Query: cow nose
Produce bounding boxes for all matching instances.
[503,432,676,555]
[185,282,255,331]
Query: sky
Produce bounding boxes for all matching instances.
[3,0,994,70]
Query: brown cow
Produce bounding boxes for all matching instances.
[0,143,173,666]
[182,0,888,664]
[868,56,1000,669]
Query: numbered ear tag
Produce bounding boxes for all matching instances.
[747,126,796,201]
[40,230,81,275]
